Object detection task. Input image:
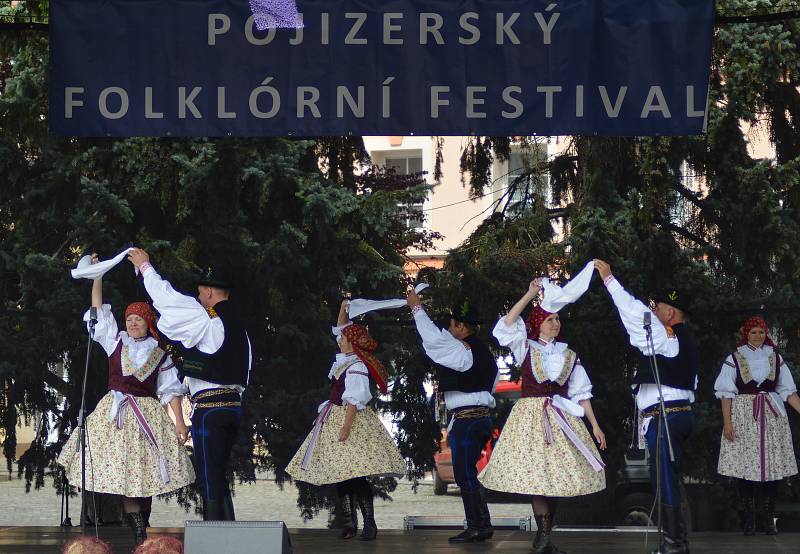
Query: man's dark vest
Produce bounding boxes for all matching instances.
[436,334,498,393]
[179,300,249,387]
[634,322,698,391]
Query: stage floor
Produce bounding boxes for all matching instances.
[0,527,796,553]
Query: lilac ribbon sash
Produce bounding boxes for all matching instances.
[752,392,779,482]
[542,398,605,472]
[300,402,334,471]
[116,395,171,484]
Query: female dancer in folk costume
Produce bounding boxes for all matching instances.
[716,315,800,535]
[58,255,195,545]
[480,277,606,554]
[285,300,406,541]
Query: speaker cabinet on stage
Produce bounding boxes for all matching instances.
[184,521,292,554]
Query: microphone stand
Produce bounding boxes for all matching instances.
[643,317,675,553]
[78,307,97,533]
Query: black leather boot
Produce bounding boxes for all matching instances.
[742,493,756,536]
[762,488,778,535]
[532,511,566,554]
[357,492,378,541]
[448,490,482,543]
[654,505,688,554]
[339,493,358,539]
[126,512,147,546]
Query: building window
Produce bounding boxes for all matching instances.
[505,148,549,210]
[385,154,425,229]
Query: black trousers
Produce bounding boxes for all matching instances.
[191,392,242,516]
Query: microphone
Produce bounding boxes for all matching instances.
[89,306,98,328]
[643,311,651,328]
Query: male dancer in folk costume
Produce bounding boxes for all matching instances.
[128,248,252,521]
[407,290,499,543]
[594,260,697,554]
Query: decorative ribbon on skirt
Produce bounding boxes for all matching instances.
[542,398,605,472]
[752,392,780,482]
[300,401,335,471]
[105,391,170,484]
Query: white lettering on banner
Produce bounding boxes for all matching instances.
[345,13,368,45]
[430,86,450,118]
[65,87,84,119]
[466,86,487,118]
[178,87,202,119]
[459,12,481,44]
[99,87,128,119]
[337,86,365,117]
[382,77,395,118]
[534,4,560,45]
[575,85,584,117]
[208,14,230,46]
[297,87,321,118]
[599,86,627,118]
[501,86,523,119]
[145,87,164,119]
[63,85,703,123]
[686,85,705,117]
[217,87,236,119]
[249,78,280,118]
[206,11,569,47]
[496,12,521,45]
[245,15,276,45]
[536,85,562,118]
[290,14,304,45]
[420,13,445,45]
[641,86,671,118]
[384,13,404,45]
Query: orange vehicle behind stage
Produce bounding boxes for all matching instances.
[431,379,521,495]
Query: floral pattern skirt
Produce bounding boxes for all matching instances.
[58,392,195,497]
[718,393,798,482]
[285,404,406,486]
[478,397,606,497]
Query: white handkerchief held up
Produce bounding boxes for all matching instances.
[347,283,430,319]
[70,248,134,280]
[540,261,596,313]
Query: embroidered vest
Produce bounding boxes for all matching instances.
[732,351,781,394]
[521,346,576,398]
[328,357,366,406]
[107,341,168,397]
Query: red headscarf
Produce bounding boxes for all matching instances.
[342,324,388,394]
[737,315,774,347]
[526,305,554,340]
[124,302,160,341]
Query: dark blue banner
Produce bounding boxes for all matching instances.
[49,0,714,137]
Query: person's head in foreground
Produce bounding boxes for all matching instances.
[134,535,184,554]
[62,537,112,554]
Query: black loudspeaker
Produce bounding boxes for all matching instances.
[184,521,293,554]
